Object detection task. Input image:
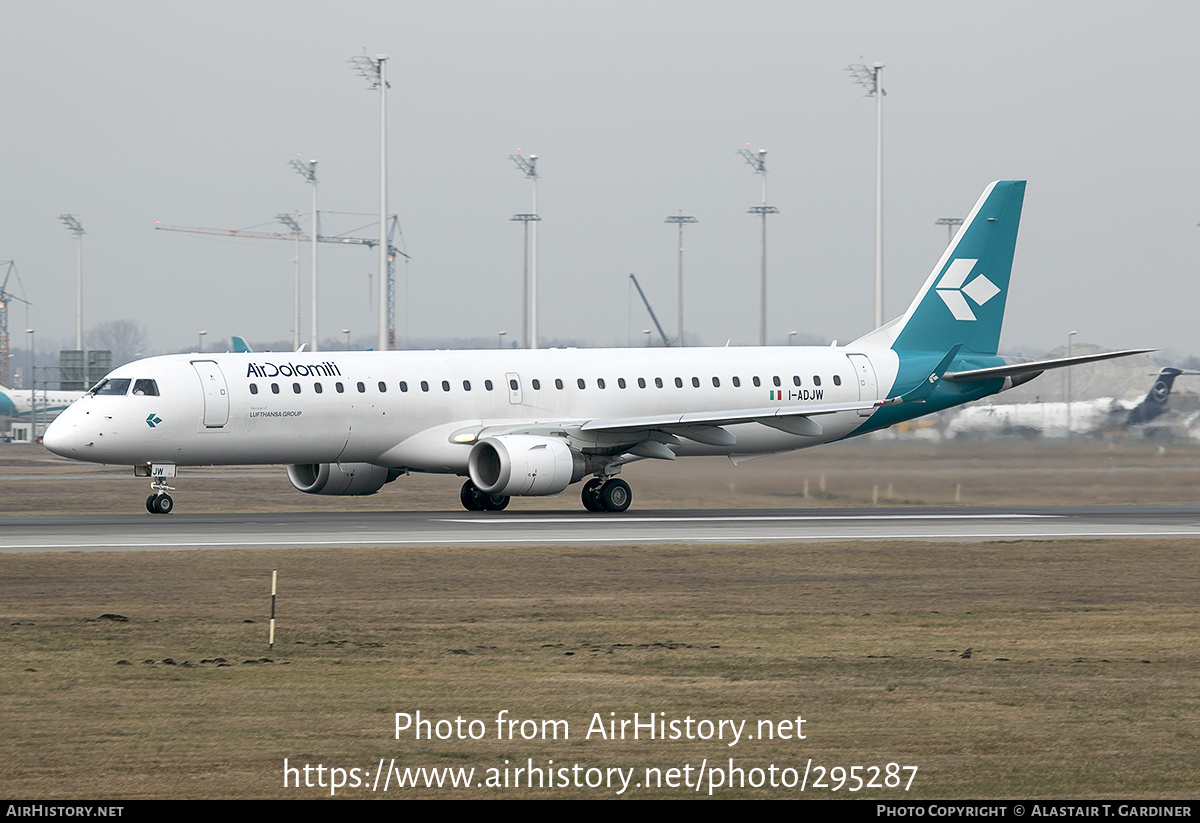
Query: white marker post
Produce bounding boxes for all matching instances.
[269,569,277,650]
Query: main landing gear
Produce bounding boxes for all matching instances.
[581,477,632,513]
[460,479,511,512]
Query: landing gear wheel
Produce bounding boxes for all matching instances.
[460,480,483,511]
[581,478,605,512]
[598,479,631,513]
[149,493,174,515]
[480,492,510,511]
[146,495,158,514]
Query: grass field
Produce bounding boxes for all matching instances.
[1,440,1198,799]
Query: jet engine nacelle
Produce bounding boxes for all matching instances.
[287,462,400,496]
[468,435,586,496]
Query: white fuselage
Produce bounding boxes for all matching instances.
[43,346,901,471]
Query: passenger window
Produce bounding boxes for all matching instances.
[691,377,700,388]
[773,376,781,387]
[250,384,259,395]
[485,380,494,391]
[655,378,663,388]
[712,377,720,387]
[577,378,586,389]
[793,375,801,387]
[555,379,564,390]
[132,379,159,396]
[271,383,280,394]
[442,381,451,392]
[638,378,646,389]
[400,381,408,392]
[618,378,626,389]
[531,379,541,390]
[463,380,471,391]
[378,381,387,392]
[752,376,761,387]
[833,375,842,386]
[314,383,323,394]
[357,382,366,393]
[674,377,683,388]
[733,376,741,387]
[336,382,345,393]
[597,378,606,389]
[293,383,302,394]
[813,376,822,386]
[421,381,429,392]
[510,379,519,391]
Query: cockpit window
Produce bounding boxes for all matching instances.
[91,378,131,396]
[132,379,159,397]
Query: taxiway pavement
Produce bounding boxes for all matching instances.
[3,505,1200,553]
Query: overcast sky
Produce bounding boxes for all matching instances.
[2,1,1197,360]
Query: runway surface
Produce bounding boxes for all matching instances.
[3,505,1200,552]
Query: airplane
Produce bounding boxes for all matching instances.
[945,366,1193,439]
[43,181,1151,514]
[1125,367,1193,426]
[1,385,86,427]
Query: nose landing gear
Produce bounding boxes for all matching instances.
[146,479,175,515]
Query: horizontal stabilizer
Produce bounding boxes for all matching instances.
[943,348,1155,383]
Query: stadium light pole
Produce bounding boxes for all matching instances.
[846,62,885,327]
[935,217,963,246]
[289,157,319,352]
[664,211,697,346]
[739,148,778,345]
[277,212,304,351]
[1067,330,1077,439]
[349,52,391,352]
[26,328,35,437]
[511,151,539,349]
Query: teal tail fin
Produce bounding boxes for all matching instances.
[854,180,1026,356]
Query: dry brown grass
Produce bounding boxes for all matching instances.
[2,538,1197,799]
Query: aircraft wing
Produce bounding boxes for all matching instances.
[943,348,1155,383]
[579,399,876,433]
[468,399,878,459]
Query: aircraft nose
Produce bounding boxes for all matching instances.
[42,415,76,456]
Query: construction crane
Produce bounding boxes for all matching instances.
[155,215,407,349]
[1,260,31,388]
[628,273,671,347]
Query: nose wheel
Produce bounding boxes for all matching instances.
[146,479,176,514]
[146,493,174,514]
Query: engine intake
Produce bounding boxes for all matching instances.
[287,462,400,496]
[468,435,586,497]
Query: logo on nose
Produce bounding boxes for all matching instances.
[146,414,162,428]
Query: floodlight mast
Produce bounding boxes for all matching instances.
[58,215,85,351]
[289,157,319,351]
[276,212,304,351]
[664,212,697,347]
[739,148,778,345]
[935,217,963,246]
[846,62,885,328]
[511,151,539,348]
[350,51,392,351]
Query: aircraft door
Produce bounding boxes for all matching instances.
[846,354,878,417]
[505,372,523,405]
[191,360,230,428]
